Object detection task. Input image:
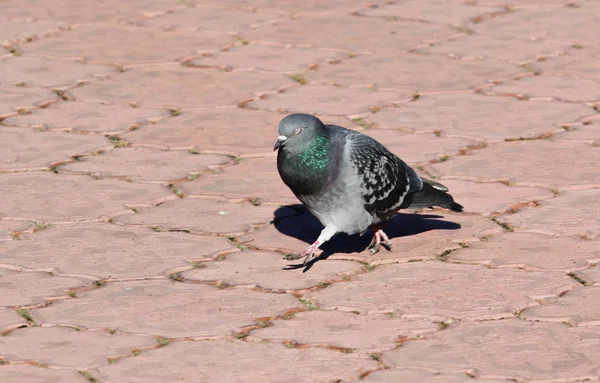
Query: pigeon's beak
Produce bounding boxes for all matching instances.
[273,135,287,151]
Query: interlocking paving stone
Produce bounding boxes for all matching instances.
[447,232,600,271]
[362,369,509,383]
[499,189,600,238]
[493,75,600,102]
[0,84,57,116]
[0,126,108,171]
[62,147,231,182]
[0,327,156,367]
[552,121,600,143]
[245,13,457,53]
[115,198,275,235]
[363,94,593,140]
[0,223,234,278]
[252,310,438,350]
[180,251,361,290]
[0,309,26,333]
[71,64,294,109]
[383,320,600,381]
[471,4,600,44]
[419,33,573,63]
[22,24,236,65]
[0,220,35,241]
[180,156,298,203]
[0,269,93,307]
[121,106,284,155]
[137,5,285,33]
[308,262,573,319]
[521,286,600,326]
[185,43,347,72]
[1,365,86,383]
[431,180,553,214]
[33,280,301,337]
[0,56,115,88]
[95,339,378,383]
[0,173,172,222]
[431,141,600,186]
[358,0,503,26]
[0,0,182,23]
[306,54,521,91]
[2,101,169,133]
[249,84,412,115]
[0,18,63,44]
[536,48,600,78]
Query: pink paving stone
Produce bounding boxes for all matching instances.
[197,0,370,13]
[0,223,234,279]
[0,309,26,333]
[363,369,509,383]
[499,189,600,238]
[431,140,600,186]
[364,94,592,140]
[434,180,553,215]
[2,101,170,133]
[96,339,378,383]
[70,64,294,109]
[447,232,600,271]
[22,24,235,65]
[0,327,156,368]
[0,221,35,242]
[185,43,347,72]
[61,147,231,182]
[0,127,109,171]
[358,0,503,26]
[308,262,573,319]
[471,5,600,44]
[137,5,285,32]
[0,269,93,307]
[419,33,573,63]
[363,130,478,163]
[474,0,586,6]
[521,286,600,326]
[1,365,86,383]
[0,0,183,23]
[115,198,275,235]
[0,85,57,116]
[33,280,301,337]
[179,156,297,204]
[239,212,501,265]
[493,75,600,102]
[536,49,600,78]
[245,13,457,54]
[121,106,283,155]
[180,251,361,290]
[252,311,438,351]
[575,264,600,286]
[0,18,63,44]
[305,54,520,91]
[0,173,172,222]
[249,84,412,115]
[384,320,600,381]
[552,122,600,144]
[0,56,115,88]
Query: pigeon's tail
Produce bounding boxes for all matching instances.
[408,179,463,212]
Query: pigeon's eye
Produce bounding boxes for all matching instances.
[293,126,305,135]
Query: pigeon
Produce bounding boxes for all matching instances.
[274,113,463,265]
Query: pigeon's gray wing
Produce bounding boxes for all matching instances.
[348,134,422,217]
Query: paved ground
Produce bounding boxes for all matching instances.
[1,0,599,382]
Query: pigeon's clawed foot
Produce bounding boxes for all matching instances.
[286,240,321,264]
[367,226,392,255]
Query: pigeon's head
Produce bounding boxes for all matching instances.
[273,113,324,151]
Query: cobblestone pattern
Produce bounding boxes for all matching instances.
[1,0,599,382]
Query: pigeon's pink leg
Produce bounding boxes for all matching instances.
[367,225,392,255]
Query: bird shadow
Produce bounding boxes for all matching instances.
[272,204,462,272]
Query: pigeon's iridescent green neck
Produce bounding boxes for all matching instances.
[299,135,330,172]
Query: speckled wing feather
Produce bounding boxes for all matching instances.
[347,133,422,218]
